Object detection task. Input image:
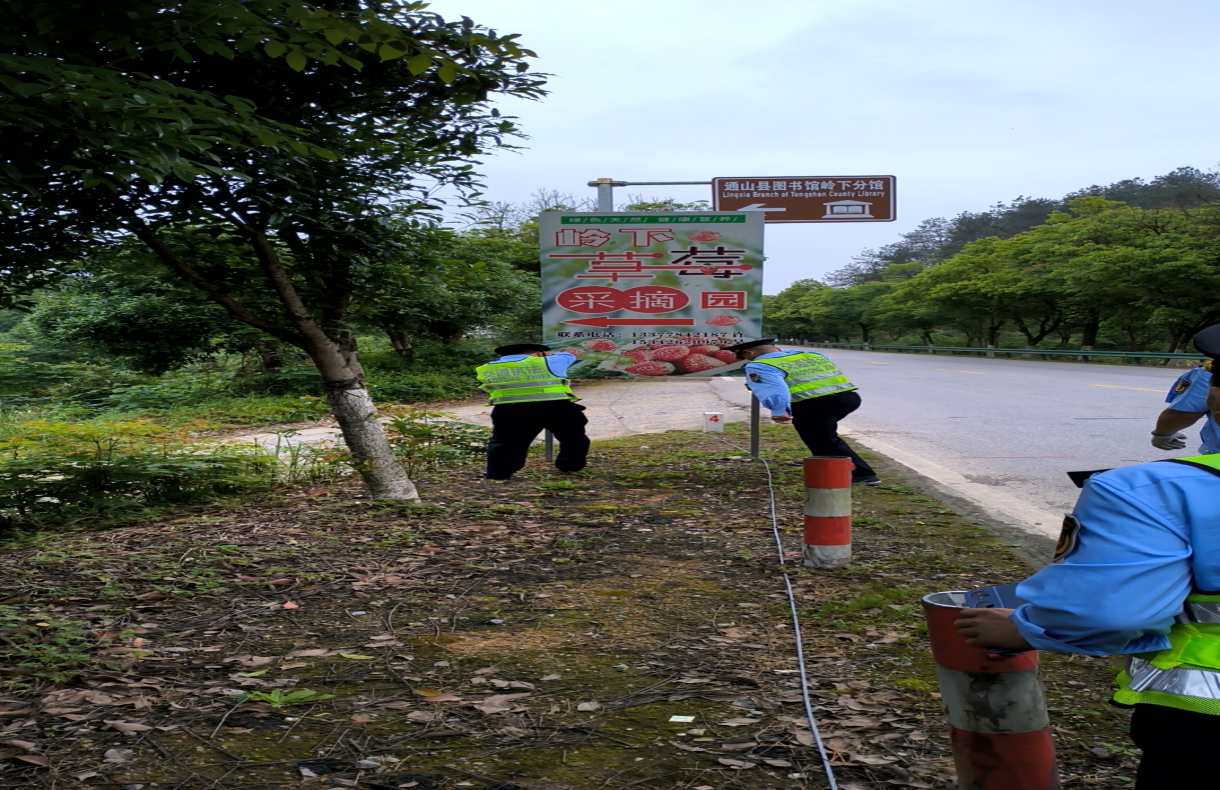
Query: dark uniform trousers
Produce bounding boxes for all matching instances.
[1130,703,1220,788]
[790,390,876,480]
[485,400,590,480]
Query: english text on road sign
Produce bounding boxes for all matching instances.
[540,212,764,377]
[712,176,896,223]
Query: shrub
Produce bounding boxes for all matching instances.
[383,407,489,476]
[0,421,273,531]
[368,370,478,404]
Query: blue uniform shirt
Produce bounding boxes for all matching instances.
[1011,460,1220,656]
[1165,366,1218,454]
[488,352,576,378]
[742,349,835,417]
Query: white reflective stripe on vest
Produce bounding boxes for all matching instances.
[787,370,849,385]
[493,392,572,404]
[494,379,566,390]
[1177,602,1220,624]
[1126,657,1220,697]
[792,382,856,400]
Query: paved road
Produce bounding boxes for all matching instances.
[789,347,1206,535]
[237,349,1208,541]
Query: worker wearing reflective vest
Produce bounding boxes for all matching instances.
[475,343,589,481]
[720,339,879,485]
[956,324,1220,789]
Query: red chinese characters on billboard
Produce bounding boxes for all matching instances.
[539,212,764,377]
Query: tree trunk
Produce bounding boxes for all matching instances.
[387,330,415,361]
[326,386,418,499]
[256,340,285,374]
[302,325,418,500]
[131,218,419,501]
[1081,313,1099,351]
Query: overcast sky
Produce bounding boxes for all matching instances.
[425,0,1220,294]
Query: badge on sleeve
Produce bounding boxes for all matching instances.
[1173,376,1191,395]
[749,373,762,383]
[1053,514,1082,563]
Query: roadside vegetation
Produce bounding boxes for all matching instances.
[768,166,1220,352]
[0,424,1136,788]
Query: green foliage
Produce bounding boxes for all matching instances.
[260,431,351,487]
[0,420,273,530]
[383,407,489,476]
[772,193,1220,351]
[234,688,334,708]
[0,605,98,683]
[27,272,245,374]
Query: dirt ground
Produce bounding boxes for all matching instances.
[0,424,1138,789]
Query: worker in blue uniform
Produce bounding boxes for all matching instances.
[720,338,880,485]
[475,343,589,481]
[955,324,1220,789]
[1149,359,1216,454]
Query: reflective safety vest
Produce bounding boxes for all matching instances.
[1114,454,1220,715]
[475,356,577,406]
[750,352,857,403]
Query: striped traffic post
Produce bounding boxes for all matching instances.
[922,591,1059,790]
[802,456,853,569]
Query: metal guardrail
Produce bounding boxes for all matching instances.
[785,341,1207,364]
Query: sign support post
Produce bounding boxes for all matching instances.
[750,394,760,458]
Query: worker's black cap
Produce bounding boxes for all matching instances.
[719,338,777,353]
[494,343,552,356]
[1194,325,1220,360]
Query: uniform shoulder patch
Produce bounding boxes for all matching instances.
[1053,514,1082,563]
[1173,376,1191,395]
[748,373,762,383]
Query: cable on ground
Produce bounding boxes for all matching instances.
[603,397,839,789]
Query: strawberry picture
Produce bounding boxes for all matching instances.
[705,314,742,326]
[623,360,675,376]
[580,339,618,351]
[678,354,726,373]
[688,230,721,242]
[649,345,691,361]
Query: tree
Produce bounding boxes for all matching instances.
[360,226,541,359]
[0,1,545,499]
[26,271,248,374]
[764,279,832,339]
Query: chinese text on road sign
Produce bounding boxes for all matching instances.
[540,212,764,377]
[712,176,896,223]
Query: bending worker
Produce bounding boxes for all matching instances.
[475,343,589,481]
[720,338,880,485]
[1149,357,1216,454]
[956,324,1220,789]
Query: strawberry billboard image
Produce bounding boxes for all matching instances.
[538,212,764,377]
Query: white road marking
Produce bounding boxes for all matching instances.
[1091,384,1165,393]
[842,431,1061,544]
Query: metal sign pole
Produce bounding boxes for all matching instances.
[750,394,761,458]
[544,430,555,462]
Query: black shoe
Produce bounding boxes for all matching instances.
[790,459,806,467]
[853,475,882,486]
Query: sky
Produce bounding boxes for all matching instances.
[424,0,1220,294]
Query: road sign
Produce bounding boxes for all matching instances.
[712,175,896,223]
[539,211,764,377]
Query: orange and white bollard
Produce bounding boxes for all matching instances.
[802,456,853,569]
[922,591,1060,790]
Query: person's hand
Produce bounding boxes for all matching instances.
[953,608,1033,651]
[772,412,792,424]
[1150,432,1187,450]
